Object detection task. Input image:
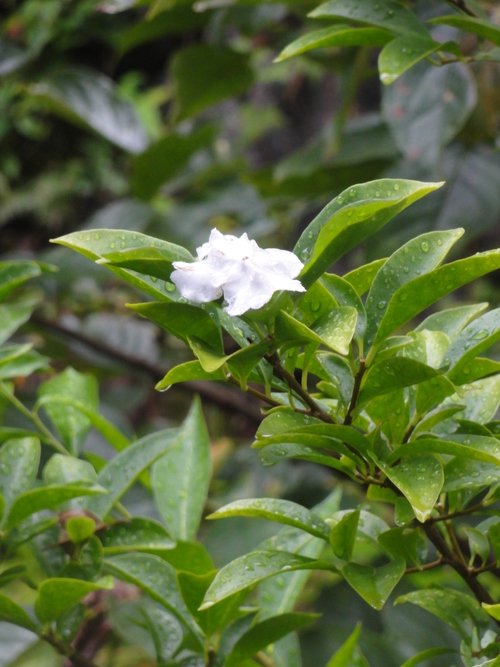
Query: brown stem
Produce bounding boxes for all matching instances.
[265,352,335,423]
[405,558,444,575]
[343,359,365,426]
[422,523,495,606]
[472,560,499,575]
[32,314,263,423]
[40,629,101,667]
[427,502,485,524]
[444,520,469,569]
[253,651,276,667]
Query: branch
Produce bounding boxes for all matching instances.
[444,0,479,17]
[343,359,365,426]
[427,502,486,524]
[32,314,263,423]
[40,629,101,667]
[405,558,444,575]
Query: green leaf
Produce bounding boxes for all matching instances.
[458,374,500,424]
[462,526,490,563]
[130,302,222,351]
[295,180,444,289]
[172,45,254,121]
[450,357,500,385]
[329,509,359,561]
[256,409,321,440]
[29,68,148,153]
[0,564,25,588]
[187,336,274,383]
[379,37,460,85]
[0,261,42,301]
[317,353,354,408]
[38,368,99,455]
[100,517,175,554]
[157,540,214,575]
[321,274,367,340]
[388,435,500,468]
[156,360,226,391]
[416,303,488,341]
[275,308,357,356]
[258,442,358,479]
[34,576,113,623]
[0,350,50,380]
[399,648,457,667]
[226,613,319,667]
[132,126,215,200]
[382,62,476,166]
[0,344,34,368]
[0,437,40,514]
[365,229,462,350]
[104,553,202,641]
[342,558,405,610]
[378,527,427,567]
[325,623,361,667]
[344,258,387,296]
[43,454,97,485]
[200,551,335,609]
[429,15,500,48]
[66,517,96,543]
[444,308,500,382]
[0,593,38,632]
[395,588,489,644]
[5,484,104,531]
[357,358,440,407]
[136,601,184,664]
[276,24,392,62]
[370,249,500,350]
[152,397,211,542]
[0,302,35,346]
[377,456,443,522]
[309,0,429,37]
[88,427,179,519]
[483,603,500,622]
[208,498,331,541]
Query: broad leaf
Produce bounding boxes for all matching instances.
[416,303,488,342]
[29,68,148,153]
[0,438,40,514]
[275,308,357,356]
[276,25,392,62]
[100,517,175,553]
[295,180,443,288]
[379,37,459,85]
[43,454,97,485]
[325,623,361,667]
[329,509,359,561]
[344,258,387,296]
[34,576,113,622]
[0,302,35,346]
[156,360,226,391]
[0,261,42,301]
[200,551,335,609]
[208,498,331,541]
[88,427,179,518]
[0,594,38,632]
[399,648,457,667]
[377,456,443,522]
[342,558,405,610]
[444,308,500,381]
[153,397,211,541]
[429,15,500,48]
[309,0,429,37]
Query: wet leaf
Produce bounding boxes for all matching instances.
[342,558,405,610]
[34,576,113,622]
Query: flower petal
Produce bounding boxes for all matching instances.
[171,261,222,303]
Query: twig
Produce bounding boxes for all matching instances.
[343,359,365,426]
[427,502,486,524]
[40,629,101,667]
[264,352,335,423]
[405,558,444,575]
[253,651,276,667]
[31,314,263,423]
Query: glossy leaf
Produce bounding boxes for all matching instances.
[29,68,148,153]
[395,588,489,644]
[325,623,361,667]
[399,648,457,667]
[365,229,462,350]
[0,302,35,346]
[187,336,274,380]
[135,601,184,664]
[416,303,488,341]
[378,527,427,567]
[226,613,319,667]
[208,498,331,541]
[158,540,214,575]
[309,0,429,37]
[317,352,354,408]
[152,397,211,541]
[258,442,358,479]
[276,24,392,62]
[0,438,40,514]
[38,368,99,455]
[0,593,38,632]
[450,358,500,385]
[0,261,42,301]
[329,509,359,561]
[156,360,225,391]
[444,308,500,381]
[88,427,179,518]
[388,435,500,468]
[172,45,254,121]
[377,456,443,522]
[5,484,104,531]
[43,454,96,485]
[357,357,440,407]
[343,258,386,296]
[275,308,357,356]
[321,274,366,339]
[100,517,175,553]
[429,15,500,48]
[295,180,443,288]
[379,37,459,85]
[34,576,113,622]
[130,302,222,351]
[342,558,405,610]
[67,517,96,543]
[104,553,202,641]
[372,249,500,349]
[200,551,335,609]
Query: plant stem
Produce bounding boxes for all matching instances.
[428,502,486,524]
[405,558,444,575]
[444,0,479,17]
[227,374,282,409]
[265,353,335,423]
[40,628,101,667]
[0,384,68,455]
[343,359,365,426]
[253,651,276,667]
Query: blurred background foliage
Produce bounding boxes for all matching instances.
[1,0,500,665]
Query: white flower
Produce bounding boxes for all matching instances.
[171,228,305,316]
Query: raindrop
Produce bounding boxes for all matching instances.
[420,241,429,253]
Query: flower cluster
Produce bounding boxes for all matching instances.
[171,228,305,316]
